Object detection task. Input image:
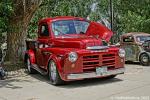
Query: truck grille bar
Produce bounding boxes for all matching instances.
[82,53,116,72]
[83,55,99,72]
[102,54,115,70]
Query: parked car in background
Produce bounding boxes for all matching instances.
[120,32,150,66]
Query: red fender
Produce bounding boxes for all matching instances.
[47,54,65,80]
[26,49,36,64]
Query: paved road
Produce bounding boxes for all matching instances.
[0,63,150,100]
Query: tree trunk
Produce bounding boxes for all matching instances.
[6,0,42,64]
[7,20,27,63]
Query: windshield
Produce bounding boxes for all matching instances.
[52,20,89,36]
[136,36,150,43]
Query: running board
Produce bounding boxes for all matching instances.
[32,64,47,75]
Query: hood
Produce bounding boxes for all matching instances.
[86,22,113,42]
[53,35,102,49]
[52,22,113,49]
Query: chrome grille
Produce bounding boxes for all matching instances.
[82,53,116,72]
[102,54,115,70]
[83,55,99,72]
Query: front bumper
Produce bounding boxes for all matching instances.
[67,67,125,80]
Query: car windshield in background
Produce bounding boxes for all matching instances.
[52,20,89,37]
[136,36,150,43]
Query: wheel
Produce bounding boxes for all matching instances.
[0,67,6,80]
[139,53,150,66]
[26,57,37,74]
[48,60,64,85]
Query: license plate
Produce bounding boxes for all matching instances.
[96,67,108,75]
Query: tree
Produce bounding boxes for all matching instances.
[3,0,149,65]
[28,0,95,38]
[6,0,43,64]
[114,0,150,33]
[0,0,12,43]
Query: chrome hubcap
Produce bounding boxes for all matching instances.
[142,56,148,62]
[50,61,57,81]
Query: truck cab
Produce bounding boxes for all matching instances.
[25,16,125,85]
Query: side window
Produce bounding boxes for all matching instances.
[40,24,49,36]
[143,42,149,47]
[123,36,134,42]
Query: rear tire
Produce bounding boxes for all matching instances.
[139,53,150,66]
[26,57,37,74]
[48,60,64,85]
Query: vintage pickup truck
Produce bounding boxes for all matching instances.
[120,32,150,66]
[24,16,125,85]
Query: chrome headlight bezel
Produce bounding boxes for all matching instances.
[119,48,125,58]
[68,52,78,63]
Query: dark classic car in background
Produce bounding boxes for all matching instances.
[120,32,150,66]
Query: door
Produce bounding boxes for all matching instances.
[36,23,50,68]
[121,36,138,61]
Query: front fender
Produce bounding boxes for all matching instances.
[47,54,65,81]
[47,55,62,71]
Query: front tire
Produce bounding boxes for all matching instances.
[139,53,150,66]
[48,60,64,85]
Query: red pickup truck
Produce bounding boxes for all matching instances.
[24,16,125,85]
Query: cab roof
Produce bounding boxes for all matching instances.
[121,32,150,37]
[39,16,88,24]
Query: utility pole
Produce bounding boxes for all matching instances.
[110,0,114,32]
[110,0,114,44]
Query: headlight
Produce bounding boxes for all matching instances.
[119,48,125,58]
[68,52,78,63]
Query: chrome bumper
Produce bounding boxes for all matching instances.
[67,68,125,80]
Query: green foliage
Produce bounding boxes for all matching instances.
[0,0,13,42]
[115,0,150,33]
[0,0,149,39]
[28,0,95,38]
[0,0,13,36]
[46,0,93,17]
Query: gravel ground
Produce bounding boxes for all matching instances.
[0,63,150,100]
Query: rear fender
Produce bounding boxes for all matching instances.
[25,49,36,64]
